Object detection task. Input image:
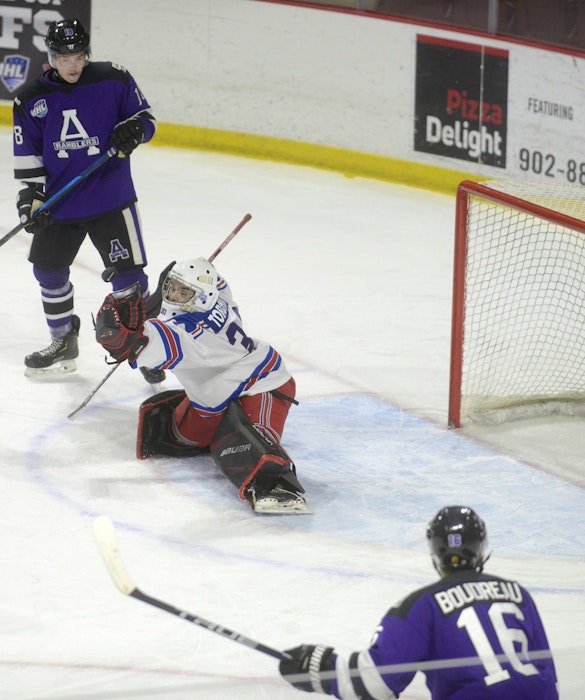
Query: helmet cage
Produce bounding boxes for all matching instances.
[162,259,218,314]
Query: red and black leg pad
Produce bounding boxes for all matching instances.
[136,389,209,460]
[210,400,304,502]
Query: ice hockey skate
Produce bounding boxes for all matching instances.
[140,366,166,387]
[24,315,80,378]
[248,479,311,515]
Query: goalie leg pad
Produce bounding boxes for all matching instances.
[136,389,209,460]
[210,400,305,502]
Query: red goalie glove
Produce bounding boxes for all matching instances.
[95,295,148,362]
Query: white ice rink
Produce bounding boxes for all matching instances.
[0,127,583,699]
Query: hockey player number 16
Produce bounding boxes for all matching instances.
[458,602,539,685]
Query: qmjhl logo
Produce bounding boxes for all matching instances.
[0,54,29,92]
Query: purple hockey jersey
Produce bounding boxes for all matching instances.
[331,570,558,699]
[13,62,156,221]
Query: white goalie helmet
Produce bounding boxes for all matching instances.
[161,257,219,317]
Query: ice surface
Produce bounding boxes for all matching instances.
[0,129,582,699]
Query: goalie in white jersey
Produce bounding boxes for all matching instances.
[95,257,308,514]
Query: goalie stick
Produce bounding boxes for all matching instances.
[208,213,251,261]
[67,213,252,420]
[92,515,290,661]
[67,363,121,420]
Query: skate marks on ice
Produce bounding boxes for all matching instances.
[23,391,585,567]
[11,391,582,699]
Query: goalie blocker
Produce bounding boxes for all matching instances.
[137,392,308,514]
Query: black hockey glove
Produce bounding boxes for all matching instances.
[95,295,148,362]
[279,644,336,694]
[17,184,51,234]
[110,118,145,156]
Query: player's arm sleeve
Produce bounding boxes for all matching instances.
[130,319,180,371]
[523,590,559,681]
[110,63,157,145]
[331,601,430,700]
[13,97,46,185]
[333,650,398,699]
[125,73,157,144]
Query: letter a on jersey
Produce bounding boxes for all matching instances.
[56,109,100,157]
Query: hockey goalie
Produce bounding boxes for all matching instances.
[95,257,308,515]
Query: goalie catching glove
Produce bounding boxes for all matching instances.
[279,644,337,694]
[95,293,148,362]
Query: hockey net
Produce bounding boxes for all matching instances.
[449,179,585,428]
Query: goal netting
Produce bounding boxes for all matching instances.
[448,179,585,428]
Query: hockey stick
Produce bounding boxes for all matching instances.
[208,212,251,262]
[92,515,290,661]
[67,213,252,419]
[67,363,121,420]
[0,147,118,249]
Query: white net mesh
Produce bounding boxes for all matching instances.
[455,180,585,425]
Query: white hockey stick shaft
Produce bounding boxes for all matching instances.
[67,213,252,420]
[92,516,290,661]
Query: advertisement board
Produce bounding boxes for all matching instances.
[415,35,509,169]
[506,46,585,187]
[1,1,584,190]
[0,0,91,100]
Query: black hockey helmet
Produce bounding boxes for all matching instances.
[45,19,90,60]
[426,505,487,573]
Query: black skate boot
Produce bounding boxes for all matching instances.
[247,476,310,515]
[25,315,80,377]
[140,366,166,386]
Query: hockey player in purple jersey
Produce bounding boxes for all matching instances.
[279,505,558,698]
[13,18,161,384]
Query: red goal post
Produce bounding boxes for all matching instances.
[449,179,585,428]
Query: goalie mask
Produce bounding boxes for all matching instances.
[45,19,91,68]
[161,258,219,317]
[426,505,487,574]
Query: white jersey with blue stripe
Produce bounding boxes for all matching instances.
[135,281,291,413]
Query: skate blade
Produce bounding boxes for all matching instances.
[253,499,312,515]
[24,359,77,378]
